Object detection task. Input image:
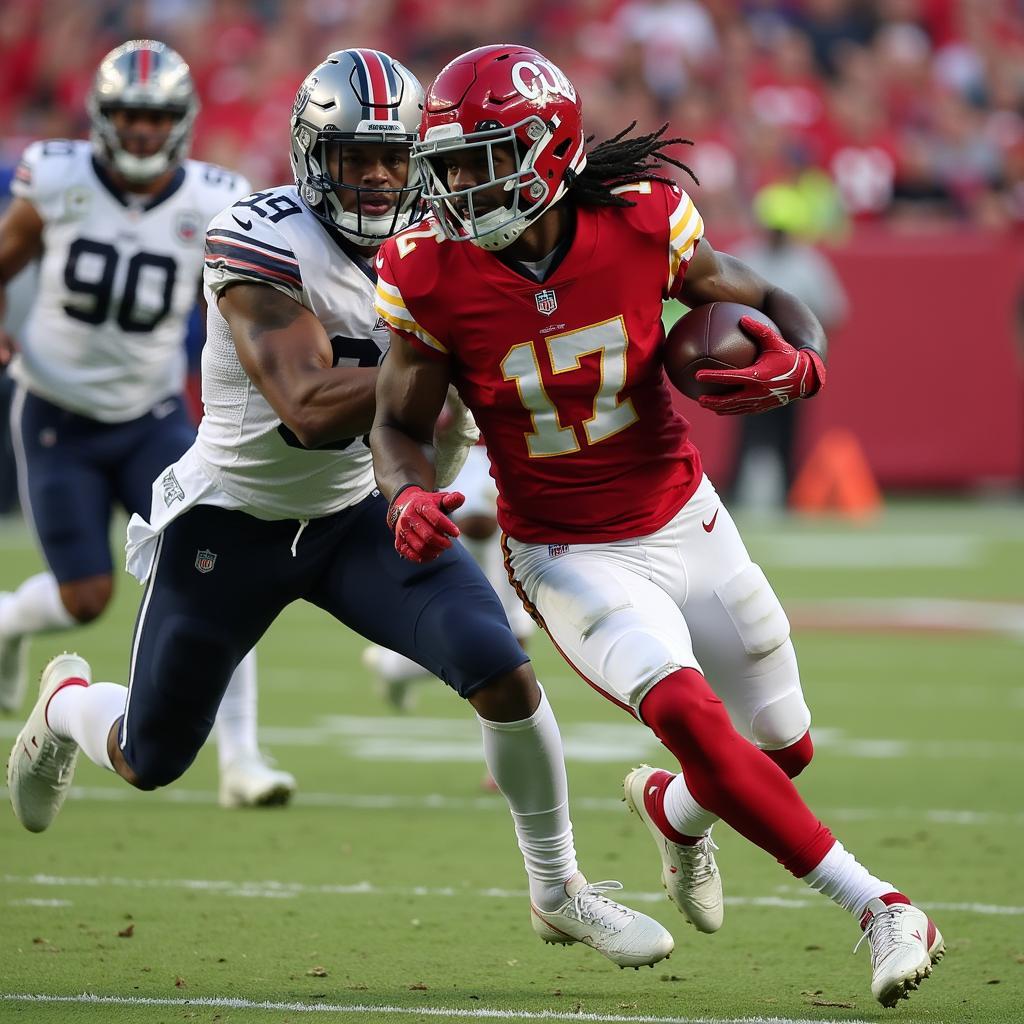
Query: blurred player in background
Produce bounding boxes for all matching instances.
[0,39,295,808]
[7,49,677,971]
[729,184,848,510]
[370,44,944,1007]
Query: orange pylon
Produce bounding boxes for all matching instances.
[789,428,882,520]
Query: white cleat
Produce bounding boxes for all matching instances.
[623,764,724,933]
[0,614,29,713]
[857,897,945,1008]
[218,754,296,809]
[531,872,674,969]
[7,652,90,832]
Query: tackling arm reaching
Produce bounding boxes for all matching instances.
[219,283,379,449]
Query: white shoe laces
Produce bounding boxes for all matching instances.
[854,904,904,961]
[677,833,719,885]
[569,880,637,930]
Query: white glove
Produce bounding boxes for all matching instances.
[433,388,480,488]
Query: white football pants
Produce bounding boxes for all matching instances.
[504,475,810,751]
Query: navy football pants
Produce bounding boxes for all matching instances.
[120,495,528,787]
[12,388,195,582]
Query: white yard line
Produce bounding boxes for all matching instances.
[1,714,1021,762]
[3,873,1020,916]
[2,784,1022,828]
[0,993,884,1024]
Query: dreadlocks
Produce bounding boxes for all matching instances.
[566,122,698,208]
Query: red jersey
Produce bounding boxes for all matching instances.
[375,180,704,544]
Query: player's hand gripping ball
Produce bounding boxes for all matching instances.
[664,302,825,415]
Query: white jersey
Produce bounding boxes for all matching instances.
[196,184,387,520]
[9,139,249,422]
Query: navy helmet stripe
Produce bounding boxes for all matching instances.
[351,53,372,122]
[380,52,399,113]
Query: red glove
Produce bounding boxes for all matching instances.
[695,316,826,415]
[387,485,465,563]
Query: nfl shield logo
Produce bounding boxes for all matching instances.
[195,549,217,574]
[175,211,201,244]
[535,289,558,316]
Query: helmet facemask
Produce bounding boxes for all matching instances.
[90,103,195,184]
[294,129,422,246]
[417,115,578,251]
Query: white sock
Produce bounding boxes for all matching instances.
[214,650,261,770]
[802,840,896,918]
[663,771,719,838]
[0,572,75,637]
[46,681,125,772]
[477,686,578,912]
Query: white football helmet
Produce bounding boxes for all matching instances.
[87,39,198,184]
[290,49,424,245]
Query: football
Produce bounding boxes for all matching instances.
[664,302,776,400]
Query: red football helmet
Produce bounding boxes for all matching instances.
[414,45,586,250]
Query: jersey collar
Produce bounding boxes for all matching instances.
[497,204,577,284]
[318,221,378,285]
[90,156,186,212]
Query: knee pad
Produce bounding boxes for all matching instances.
[715,563,790,657]
[750,688,812,751]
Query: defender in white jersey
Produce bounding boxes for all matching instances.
[0,39,295,808]
[7,49,676,972]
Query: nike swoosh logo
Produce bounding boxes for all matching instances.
[647,785,658,797]
[375,253,385,270]
[702,510,719,533]
[232,214,253,230]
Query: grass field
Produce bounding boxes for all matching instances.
[1,500,1022,1024]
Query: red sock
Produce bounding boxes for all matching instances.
[640,768,700,845]
[641,668,834,878]
[762,731,814,779]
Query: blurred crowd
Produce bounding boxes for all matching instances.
[2,0,1024,239]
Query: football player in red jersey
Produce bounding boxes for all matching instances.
[369,45,945,1007]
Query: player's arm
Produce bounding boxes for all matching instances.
[677,238,828,414]
[0,197,45,367]
[219,283,378,449]
[679,238,827,360]
[370,331,465,562]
